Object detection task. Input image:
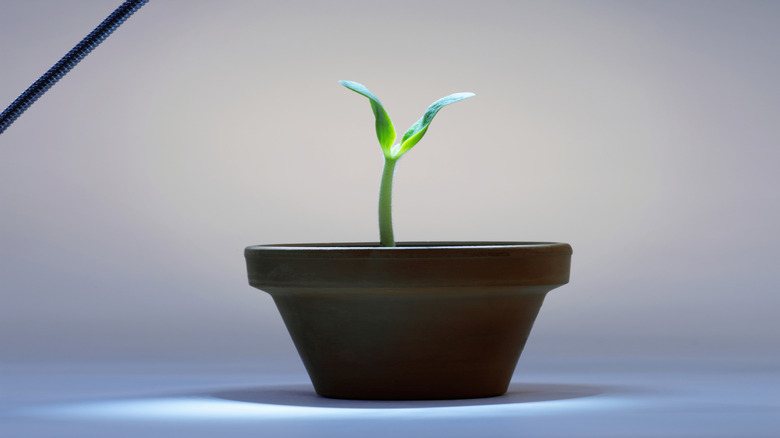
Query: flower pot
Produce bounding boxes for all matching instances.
[245,241,572,400]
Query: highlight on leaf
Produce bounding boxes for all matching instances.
[397,92,475,158]
[338,80,396,155]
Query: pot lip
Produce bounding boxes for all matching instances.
[249,241,567,248]
[245,241,572,256]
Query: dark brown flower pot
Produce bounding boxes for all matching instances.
[244,242,572,400]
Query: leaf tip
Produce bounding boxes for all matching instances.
[338,80,361,90]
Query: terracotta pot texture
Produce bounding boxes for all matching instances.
[245,242,572,400]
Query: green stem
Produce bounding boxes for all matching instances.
[379,157,397,246]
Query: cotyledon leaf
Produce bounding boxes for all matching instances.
[339,80,396,155]
[395,92,475,158]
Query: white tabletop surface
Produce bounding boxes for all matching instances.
[2,356,778,438]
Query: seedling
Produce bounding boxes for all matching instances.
[339,80,474,247]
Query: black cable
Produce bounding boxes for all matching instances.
[0,0,149,136]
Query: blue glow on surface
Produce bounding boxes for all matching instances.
[4,362,779,437]
[16,383,636,422]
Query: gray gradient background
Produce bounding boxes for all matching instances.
[1,0,778,366]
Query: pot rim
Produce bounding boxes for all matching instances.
[245,241,572,259]
[247,241,569,249]
[246,241,572,289]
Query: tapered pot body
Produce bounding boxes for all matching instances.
[245,242,572,400]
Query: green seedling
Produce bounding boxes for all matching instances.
[339,80,474,247]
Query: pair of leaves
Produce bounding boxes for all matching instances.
[339,80,474,160]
